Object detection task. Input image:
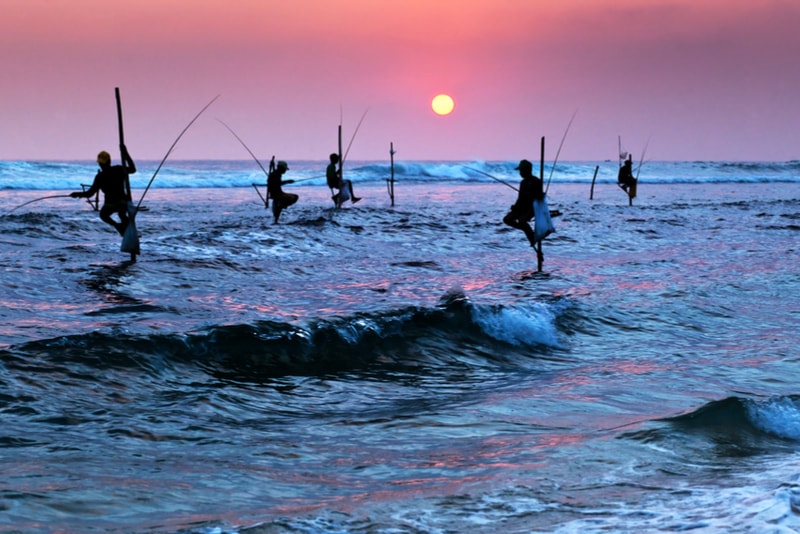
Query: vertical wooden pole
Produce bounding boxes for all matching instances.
[628,154,634,206]
[267,156,275,208]
[589,165,599,200]
[539,136,545,183]
[537,136,545,272]
[115,88,124,149]
[334,124,343,207]
[116,87,138,262]
[337,125,343,176]
[389,142,395,206]
[115,88,130,203]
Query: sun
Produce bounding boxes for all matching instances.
[431,94,455,116]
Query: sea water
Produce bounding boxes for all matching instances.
[2,159,800,190]
[0,160,799,533]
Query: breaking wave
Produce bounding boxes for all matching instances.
[2,159,800,190]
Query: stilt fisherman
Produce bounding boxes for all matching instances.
[267,160,298,223]
[71,145,136,236]
[503,159,546,266]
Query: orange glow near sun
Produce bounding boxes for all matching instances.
[431,94,455,116]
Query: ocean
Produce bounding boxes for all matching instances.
[1,159,799,533]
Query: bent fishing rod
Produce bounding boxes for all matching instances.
[136,94,220,211]
[2,194,73,217]
[461,166,518,191]
[545,108,578,193]
[636,136,651,180]
[4,97,219,218]
[341,108,370,166]
[462,110,577,194]
[216,122,338,186]
[216,118,271,181]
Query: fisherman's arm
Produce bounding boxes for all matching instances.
[121,144,136,174]
[70,175,100,198]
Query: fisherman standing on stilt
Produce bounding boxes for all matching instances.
[71,146,136,236]
[503,159,545,266]
[326,153,361,208]
[267,160,298,224]
[618,155,635,192]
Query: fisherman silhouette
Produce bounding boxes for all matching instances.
[503,160,543,245]
[618,155,635,191]
[326,153,361,208]
[267,160,298,223]
[71,146,136,236]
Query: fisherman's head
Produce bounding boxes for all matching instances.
[277,160,289,172]
[515,159,533,175]
[97,151,111,168]
[329,153,340,164]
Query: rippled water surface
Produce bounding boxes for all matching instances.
[1,181,799,533]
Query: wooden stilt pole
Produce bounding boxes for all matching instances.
[338,125,343,171]
[537,136,545,272]
[539,136,545,184]
[266,156,275,208]
[589,165,599,200]
[388,142,395,206]
[333,124,343,206]
[116,87,139,262]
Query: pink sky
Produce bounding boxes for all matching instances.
[2,0,799,162]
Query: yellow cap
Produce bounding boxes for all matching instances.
[97,151,111,165]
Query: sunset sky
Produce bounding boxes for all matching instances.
[2,0,799,162]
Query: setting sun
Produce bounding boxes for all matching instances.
[431,94,455,116]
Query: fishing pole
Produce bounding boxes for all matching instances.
[2,194,73,216]
[289,176,324,184]
[342,108,369,165]
[387,142,395,206]
[545,108,578,193]
[136,94,220,211]
[462,166,518,192]
[635,136,651,180]
[216,118,271,180]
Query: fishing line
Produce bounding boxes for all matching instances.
[216,124,320,185]
[636,136,651,180]
[290,176,324,184]
[218,117,332,187]
[462,166,518,191]
[545,108,578,193]
[135,95,220,211]
[342,108,369,165]
[2,194,73,217]
[216,118,271,180]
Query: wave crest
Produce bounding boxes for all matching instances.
[4,294,561,380]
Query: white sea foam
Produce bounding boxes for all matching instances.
[2,159,799,190]
[746,397,800,440]
[471,302,560,348]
